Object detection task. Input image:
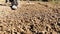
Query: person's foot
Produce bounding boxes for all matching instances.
[11,5,17,10]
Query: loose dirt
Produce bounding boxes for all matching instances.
[0,1,60,34]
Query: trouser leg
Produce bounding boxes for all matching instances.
[11,0,18,6]
[10,0,18,10]
[5,0,8,3]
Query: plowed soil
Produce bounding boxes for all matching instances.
[0,1,60,34]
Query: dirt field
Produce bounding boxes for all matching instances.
[0,1,60,34]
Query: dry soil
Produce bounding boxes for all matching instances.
[0,1,60,34]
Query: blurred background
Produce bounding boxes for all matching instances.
[0,0,60,4]
[20,0,60,4]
